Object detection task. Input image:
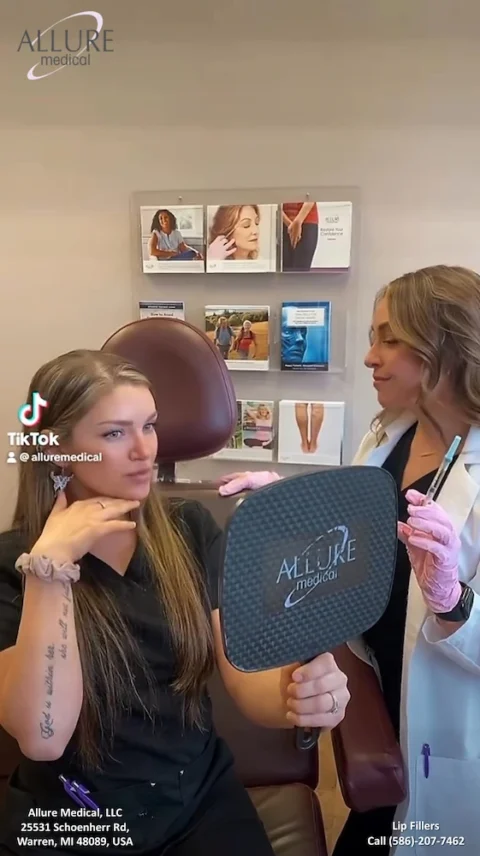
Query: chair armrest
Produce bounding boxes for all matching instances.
[330,644,406,813]
[209,670,319,790]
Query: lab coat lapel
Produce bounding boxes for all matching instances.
[433,426,480,541]
[360,413,416,468]
[360,415,429,639]
[362,419,480,539]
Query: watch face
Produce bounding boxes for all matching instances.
[462,584,474,616]
[438,584,473,620]
[454,585,473,619]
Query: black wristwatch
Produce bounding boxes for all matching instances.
[435,582,474,622]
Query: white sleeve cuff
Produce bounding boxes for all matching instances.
[423,591,480,675]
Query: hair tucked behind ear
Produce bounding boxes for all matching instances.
[371,265,480,441]
[12,349,214,770]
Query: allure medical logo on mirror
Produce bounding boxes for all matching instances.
[276,525,357,609]
[17,11,114,81]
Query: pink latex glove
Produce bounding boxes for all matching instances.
[397,489,462,614]
[218,471,281,497]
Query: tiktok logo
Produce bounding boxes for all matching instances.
[18,392,48,427]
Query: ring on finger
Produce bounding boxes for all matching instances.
[328,692,339,715]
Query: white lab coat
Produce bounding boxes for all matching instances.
[348,413,480,855]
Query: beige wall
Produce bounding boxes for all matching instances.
[1,0,480,528]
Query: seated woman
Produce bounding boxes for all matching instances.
[0,349,349,856]
[148,209,202,261]
[242,403,273,450]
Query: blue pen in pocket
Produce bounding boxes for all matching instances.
[422,743,430,778]
[59,776,85,808]
[59,775,100,811]
[71,781,100,811]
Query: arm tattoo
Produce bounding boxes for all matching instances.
[38,587,73,740]
[45,645,55,694]
[46,644,55,660]
[40,710,54,739]
[45,664,54,696]
[59,586,70,638]
[40,645,55,738]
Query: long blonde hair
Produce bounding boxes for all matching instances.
[208,205,260,260]
[12,350,214,769]
[372,265,480,438]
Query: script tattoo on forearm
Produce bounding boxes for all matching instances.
[39,586,73,739]
[46,644,55,660]
[45,664,54,695]
[40,644,56,739]
[58,584,70,644]
[45,645,55,695]
[57,583,72,658]
[40,709,54,739]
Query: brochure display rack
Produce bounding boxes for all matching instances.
[131,186,360,479]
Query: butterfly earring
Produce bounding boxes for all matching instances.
[50,469,74,494]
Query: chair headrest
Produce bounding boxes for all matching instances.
[101,318,237,463]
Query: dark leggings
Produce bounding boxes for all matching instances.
[160,773,274,856]
[332,805,396,856]
[1,771,274,856]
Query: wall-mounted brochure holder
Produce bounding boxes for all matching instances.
[130,185,360,478]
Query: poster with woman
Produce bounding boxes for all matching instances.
[281,201,352,272]
[206,204,277,273]
[278,400,345,465]
[205,305,270,370]
[213,400,274,462]
[141,205,205,273]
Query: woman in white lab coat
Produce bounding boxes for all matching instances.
[219,264,480,856]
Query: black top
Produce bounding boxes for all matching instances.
[363,425,437,738]
[0,500,233,842]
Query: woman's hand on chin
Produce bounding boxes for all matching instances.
[31,491,140,564]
